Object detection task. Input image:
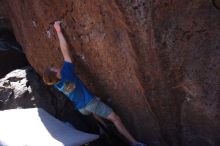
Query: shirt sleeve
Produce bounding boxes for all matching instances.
[61,61,76,81]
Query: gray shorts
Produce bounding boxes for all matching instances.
[78,97,113,118]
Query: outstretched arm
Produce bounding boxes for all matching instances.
[54,21,72,63]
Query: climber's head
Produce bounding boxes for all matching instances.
[43,67,60,85]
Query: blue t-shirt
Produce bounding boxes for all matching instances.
[53,61,94,109]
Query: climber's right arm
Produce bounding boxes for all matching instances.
[54,21,72,63]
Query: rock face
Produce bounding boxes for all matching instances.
[2,0,220,146]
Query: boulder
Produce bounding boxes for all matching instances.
[0,67,55,112]
[2,0,220,145]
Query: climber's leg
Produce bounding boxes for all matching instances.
[105,111,137,144]
[78,97,137,144]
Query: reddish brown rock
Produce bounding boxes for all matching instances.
[2,0,220,145]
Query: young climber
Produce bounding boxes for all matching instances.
[43,21,147,146]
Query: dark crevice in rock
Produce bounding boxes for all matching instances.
[212,0,220,9]
[0,17,29,78]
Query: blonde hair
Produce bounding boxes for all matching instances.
[43,68,60,85]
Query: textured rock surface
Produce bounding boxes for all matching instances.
[2,0,220,145]
[0,67,55,111]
